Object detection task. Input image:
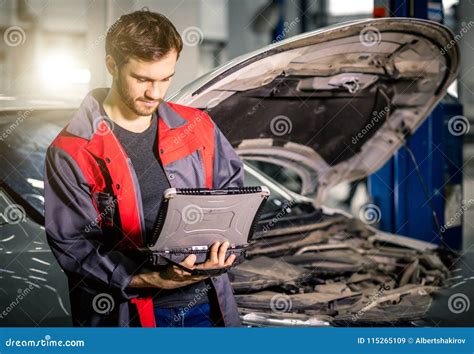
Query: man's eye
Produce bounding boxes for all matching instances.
[137,78,147,83]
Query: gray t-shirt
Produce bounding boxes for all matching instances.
[113,113,210,308]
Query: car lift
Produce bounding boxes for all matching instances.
[369,0,464,250]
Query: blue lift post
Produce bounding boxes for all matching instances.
[271,0,286,42]
[368,0,464,250]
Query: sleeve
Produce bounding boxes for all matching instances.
[44,145,141,300]
[211,123,245,189]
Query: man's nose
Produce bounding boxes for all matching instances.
[145,83,161,101]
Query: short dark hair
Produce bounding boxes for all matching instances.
[105,10,183,66]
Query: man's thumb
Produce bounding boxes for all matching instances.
[181,254,197,268]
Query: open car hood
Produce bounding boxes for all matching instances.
[170,18,460,206]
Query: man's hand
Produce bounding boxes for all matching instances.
[128,241,235,289]
[190,240,236,272]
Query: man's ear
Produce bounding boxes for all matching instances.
[105,55,118,77]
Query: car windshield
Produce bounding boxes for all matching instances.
[0,108,316,221]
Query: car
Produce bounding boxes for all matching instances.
[0,18,468,327]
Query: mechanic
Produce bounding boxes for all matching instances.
[44,10,244,327]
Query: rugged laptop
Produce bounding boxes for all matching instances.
[144,186,270,275]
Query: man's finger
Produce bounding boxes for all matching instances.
[180,254,197,270]
[224,254,236,267]
[209,241,220,264]
[218,241,229,266]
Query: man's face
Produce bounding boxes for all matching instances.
[112,50,178,116]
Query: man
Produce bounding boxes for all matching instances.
[44,10,244,327]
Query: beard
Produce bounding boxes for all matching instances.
[116,75,159,116]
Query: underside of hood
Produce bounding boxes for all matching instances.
[171,18,460,206]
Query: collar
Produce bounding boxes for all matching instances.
[66,88,188,141]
